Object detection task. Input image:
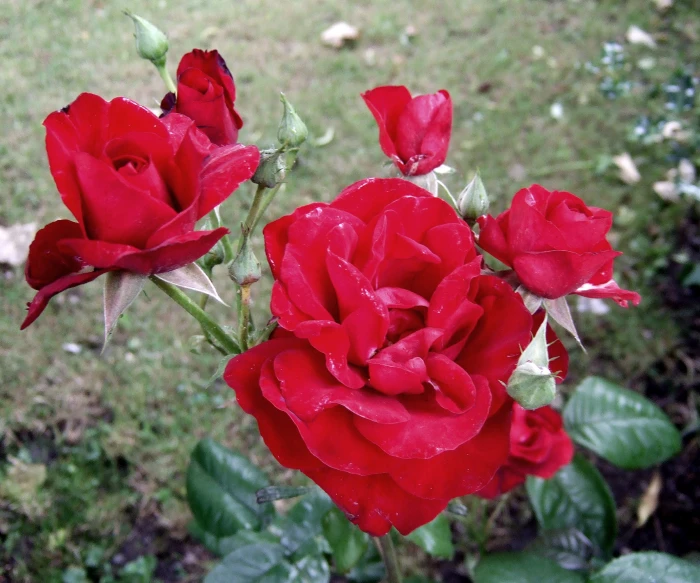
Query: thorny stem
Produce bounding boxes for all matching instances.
[238,285,252,351]
[376,535,402,583]
[150,276,240,355]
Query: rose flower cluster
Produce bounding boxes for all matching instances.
[23,42,640,537]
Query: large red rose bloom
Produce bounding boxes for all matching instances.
[22,93,258,329]
[225,178,533,535]
[478,184,640,306]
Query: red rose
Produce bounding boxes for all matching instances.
[362,86,452,176]
[477,184,641,307]
[225,178,533,535]
[477,404,574,499]
[21,92,259,329]
[161,49,243,146]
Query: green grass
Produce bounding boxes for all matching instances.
[1,0,698,580]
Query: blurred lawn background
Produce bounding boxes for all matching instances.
[1,0,698,580]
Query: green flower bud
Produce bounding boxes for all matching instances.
[457,171,489,222]
[507,313,557,409]
[125,11,169,67]
[278,93,308,148]
[251,148,286,188]
[403,171,438,196]
[229,238,261,286]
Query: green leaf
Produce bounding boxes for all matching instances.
[589,552,700,583]
[276,489,333,555]
[564,376,681,469]
[203,530,330,583]
[406,514,454,559]
[186,439,273,539]
[347,543,385,582]
[474,552,586,583]
[322,506,369,573]
[527,527,596,571]
[204,542,295,583]
[526,454,617,556]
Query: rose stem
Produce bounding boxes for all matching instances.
[150,276,240,355]
[155,62,177,94]
[376,534,403,583]
[238,284,252,351]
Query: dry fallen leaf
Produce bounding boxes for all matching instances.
[653,0,674,10]
[321,22,360,49]
[678,159,696,184]
[626,25,657,48]
[613,152,641,184]
[653,180,680,202]
[0,222,37,267]
[637,471,662,527]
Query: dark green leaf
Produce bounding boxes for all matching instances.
[203,530,330,583]
[204,542,295,583]
[294,554,331,583]
[527,527,596,570]
[474,552,586,583]
[564,377,681,469]
[406,514,454,559]
[186,439,273,538]
[589,552,700,583]
[189,520,278,557]
[257,485,311,504]
[347,544,385,583]
[322,507,369,573]
[276,490,333,555]
[526,454,617,556]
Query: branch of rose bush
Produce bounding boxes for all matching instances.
[376,535,403,583]
[150,276,240,355]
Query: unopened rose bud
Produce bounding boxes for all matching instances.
[457,171,489,222]
[252,148,286,188]
[229,238,261,286]
[125,11,169,67]
[403,171,438,196]
[278,93,308,148]
[507,313,556,409]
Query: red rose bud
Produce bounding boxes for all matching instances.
[476,404,574,499]
[477,184,641,307]
[161,49,243,146]
[362,85,452,176]
[225,177,534,536]
[125,12,169,67]
[21,93,259,329]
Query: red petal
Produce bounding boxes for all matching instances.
[513,248,621,299]
[198,144,260,218]
[386,402,512,500]
[574,279,641,307]
[60,228,229,274]
[74,153,176,247]
[355,373,491,460]
[361,85,412,163]
[21,268,109,329]
[305,469,448,536]
[477,213,513,267]
[224,338,322,471]
[330,178,433,223]
[25,220,84,290]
